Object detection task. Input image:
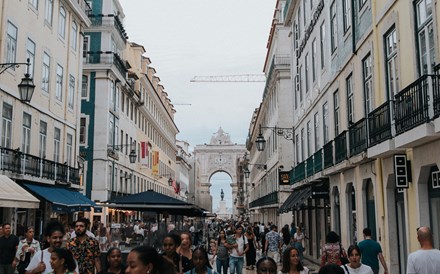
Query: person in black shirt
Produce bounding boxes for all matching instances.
[0,223,19,274]
[162,233,192,273]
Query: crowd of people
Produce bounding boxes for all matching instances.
[0,219,439,274]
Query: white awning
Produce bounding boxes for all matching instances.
[0,175,39,208]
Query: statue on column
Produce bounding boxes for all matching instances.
[221,189,224,201]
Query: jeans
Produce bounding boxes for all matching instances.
[216,257,228,274]
[229,256,244,274]
[0,265,15,274]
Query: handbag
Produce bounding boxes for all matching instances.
[339,243,349,265]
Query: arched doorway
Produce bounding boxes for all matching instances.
[193,128,247,213]
[210,171,232,219]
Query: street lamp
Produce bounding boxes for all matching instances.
[110,142,137,163]
[1,58,35,103]
[255,125,293,152]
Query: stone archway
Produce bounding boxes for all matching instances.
[193,128,247,216]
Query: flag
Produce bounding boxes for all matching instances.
[152,151,159,175]
[140,141,149,167]
[172,180,180,194]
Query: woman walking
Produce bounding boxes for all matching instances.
[341,245,373,274]
[293,227,305,262]
[279,247,309,274]
[245,226,258,270]
[320,231,347,267]
[215,230,229,274]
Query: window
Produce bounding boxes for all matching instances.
[108,115,119,147]
[109,81,115,110]
[305,53,309,93]
[416,0,435,75]
[303,0,308,26]
[299,65,303,102]
[363,54,373,114]
[343,0,351,32]
[301,128,305,161]
[58,7,66,38]
[330,2,337,52]
[29,0,38,9]
[79,117,86,144]
[81,75,88,97]
[298,7,301,37]
[385,28,399,97]
[320,21,326,69]
[2,103,12,148]
[6,21,17,64]
[296,134,300,163]
[66,133,72,165]
[56,64,63,101]
[312,39,317,82]
[71,21,77,50]
[42,52,50,93]
[323,102,329,144]
[45,0,53,25]
[54,127,60,162]
[83,36,90,62]
[22,113,32,153]
[39,121,47,158]
[68,75,75,109]
[334,90,340,135]
[314,112,320,150]
[307,121,312,156]
[346,74,354,123]
[26,38,36,77]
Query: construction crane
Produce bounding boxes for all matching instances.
[173,103,192,106]
[190,74,266,83]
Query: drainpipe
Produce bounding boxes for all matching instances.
[351,0,357,54]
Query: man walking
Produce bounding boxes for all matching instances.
[358,228,388,274]
[264,225,281,263]
[225,225,249,274]
[67,218,101,274]
[407,226,440,274]
[0,223,19,274]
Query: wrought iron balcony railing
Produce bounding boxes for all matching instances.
[306,155,314,177]
[313,148,323,173]
[349,118,367,157]
[394,75,430,135]
[84,51,127,78]
[368,101,392,147]
[249,191,278,208]
[334,131,347,164]
[323,141,333,168]
[88,14,128,41]
[0,147,80,185]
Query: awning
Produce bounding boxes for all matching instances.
[278,187,312,213]
[104,190,206,217]
[0,176,39,208]
[23,183,96,213]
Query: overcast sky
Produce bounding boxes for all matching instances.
[119,0,276,209]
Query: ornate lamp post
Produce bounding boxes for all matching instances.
[0,58,36,103]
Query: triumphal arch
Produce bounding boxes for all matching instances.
[193,128,247,216]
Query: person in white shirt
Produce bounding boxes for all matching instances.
[225,225,249,274]
[407,226,440,274]
[25,221,78,274]
[341,245,373,274]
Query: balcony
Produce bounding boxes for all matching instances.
[84,51,127,79]
[349,118,367,157]
[306,156,314,177]
[334,131,347,164]
[88,14,128,42]
[0,147,80,185]
[323,141,333,168]
[249,191,278,208]
[292,161,305,184]
[368,101,392,147]
[394,75,430,135]
[313,148,323,173]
